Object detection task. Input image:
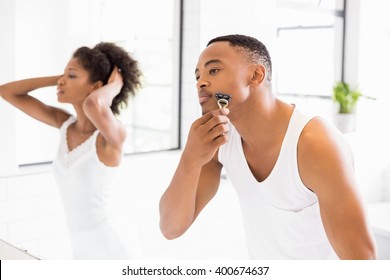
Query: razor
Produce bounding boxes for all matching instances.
[215,93,232,109]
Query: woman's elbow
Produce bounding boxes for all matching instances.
[0,86,10,100]
[83,95,99,109]
[83,95,106,117]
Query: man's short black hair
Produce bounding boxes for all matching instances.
[207,34,272,85]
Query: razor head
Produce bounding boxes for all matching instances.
[215,93,232,109]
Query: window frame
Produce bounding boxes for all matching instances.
[275,0,347,99]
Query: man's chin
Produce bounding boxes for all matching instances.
[201,103,218,115]
[201,108,213,115]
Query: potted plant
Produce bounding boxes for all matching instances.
[332,81,375,133]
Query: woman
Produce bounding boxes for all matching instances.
[0,42,142,259]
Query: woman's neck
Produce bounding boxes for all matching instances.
[73,105,96,133]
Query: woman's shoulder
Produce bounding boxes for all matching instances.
[58,114,76,130]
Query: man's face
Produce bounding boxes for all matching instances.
[195,42,252,115]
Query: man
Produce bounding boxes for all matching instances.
[159,34,376,259]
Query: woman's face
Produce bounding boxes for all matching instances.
[56,58,96,104]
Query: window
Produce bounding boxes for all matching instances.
[13,0,182,165]
[274,0,345,98]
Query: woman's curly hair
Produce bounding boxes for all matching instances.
[72,42,142,115]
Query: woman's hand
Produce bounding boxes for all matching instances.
[86,66,123,107]
[83,66,127,151]
[107,66,124,96]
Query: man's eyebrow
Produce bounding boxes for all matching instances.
[195,59,223,74]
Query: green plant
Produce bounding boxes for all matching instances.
[332,81,374,114]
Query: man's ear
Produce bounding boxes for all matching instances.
[250,64,266,86]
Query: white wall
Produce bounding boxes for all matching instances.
[1,0,390,259]
[0,0,17,176]
[350,0,390,202]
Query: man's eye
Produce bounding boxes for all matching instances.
[195,76,200,81]
[210,69,219,75]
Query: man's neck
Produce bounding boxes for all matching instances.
[230,95,294,150]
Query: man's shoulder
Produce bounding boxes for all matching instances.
[299,116,350,164]
[300,116,340,143]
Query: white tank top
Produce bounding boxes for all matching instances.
[52,116,117,231]
[52,116,134,259]
[218,108,337,259]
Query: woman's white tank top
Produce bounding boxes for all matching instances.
[52,116,116,231]
[52,116,133,259]
[218,108,337,259]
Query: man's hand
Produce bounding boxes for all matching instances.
[182,108,230,168]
